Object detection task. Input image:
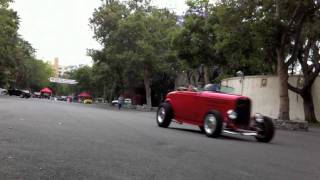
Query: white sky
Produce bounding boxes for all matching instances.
[11,0,189,66]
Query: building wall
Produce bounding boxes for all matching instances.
[52,57,59,77]
[221,76,320,121]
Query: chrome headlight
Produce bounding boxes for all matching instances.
[254,113,264,122]
[227,110,237,120]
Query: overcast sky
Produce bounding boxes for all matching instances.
[11,0,189,66]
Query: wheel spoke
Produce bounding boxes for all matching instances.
[204,115,216,135]
[157,107,166,123]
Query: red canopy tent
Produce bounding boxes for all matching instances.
[78,92,91,98]
[40,87,52,94]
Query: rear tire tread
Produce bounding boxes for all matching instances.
[157,102,173,128]
[255,116,275,143]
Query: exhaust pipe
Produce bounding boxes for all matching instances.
[223,130,257,136]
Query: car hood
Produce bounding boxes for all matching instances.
[201,91,249,101]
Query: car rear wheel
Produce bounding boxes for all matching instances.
[255,116,275,143]
[204,111,223,138]
[156,102,173,128]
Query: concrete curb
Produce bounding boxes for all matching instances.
[135,105,158,112]
[93,103,158,112]
[273,119,309,131]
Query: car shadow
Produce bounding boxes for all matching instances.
[168,127,274,144]
[169,127,204,135]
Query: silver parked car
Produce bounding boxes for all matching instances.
[0,88,8,95]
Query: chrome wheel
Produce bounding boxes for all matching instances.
[204,114,217,135]
[157,107,166,124]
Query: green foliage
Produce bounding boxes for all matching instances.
[89,0,180,105]
[213,1,277,75]
[0,0,12,8]
[67,65,94,94]
[173,0,219,69]
[0,1,53,91]
[28,59,54,91]
[0,4,20,86]
[87,0,318,110]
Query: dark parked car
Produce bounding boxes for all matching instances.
[156,84,275,143]
[8,88,22,96]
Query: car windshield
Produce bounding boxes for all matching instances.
[178,85,237,95]
[217,86,237,94]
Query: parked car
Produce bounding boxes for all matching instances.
[156,84,275,143]
[125,98,132,105]
[112,98,132,106]
[111,99,119,106]
[33,92,41,98]
[0,88,7,95]
[20,90,31,98]
[84,99,93,104]
[8,88,22,96]
[57,96,67,101]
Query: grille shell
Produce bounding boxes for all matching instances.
[234,98,251,126]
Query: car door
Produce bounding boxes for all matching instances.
[173,91,197,122]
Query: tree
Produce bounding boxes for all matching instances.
[115,8,178,107]
[0,1,20,86]
[27,59,54,91]
[265,0,319,121]
[215,0,319,122]
[0,0,50,90]
[214,1,276,76]
[287,5,320,123]
[89,0,179,107]
[68,65,94,95]
[173,0,220,86]
[89,0,130,98]
[0,0,12,8]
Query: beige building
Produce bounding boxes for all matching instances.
[51,58,77,77]
[221,75,320,122]
[52,57,60,77]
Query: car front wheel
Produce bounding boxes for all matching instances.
[204,111,223,138]
[255,116,275,143]
[156,102,173,128]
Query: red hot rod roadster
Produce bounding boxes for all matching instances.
[156,85,275,143]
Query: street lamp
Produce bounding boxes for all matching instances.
[236,71,244,95]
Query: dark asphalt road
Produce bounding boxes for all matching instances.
[0,96,319,180]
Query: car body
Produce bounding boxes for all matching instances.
[57,96,67,101]
[112,99,119,105]
[84,99,93,104]
[20,90,31,98]
[8,88,22,96]
[32,92,41,98]
[0,88,7,95]
[156,87,275,142]
[112,98,132,106]
[124,98,132,105]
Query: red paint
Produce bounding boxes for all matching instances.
[166,90,251,130]
[40,87,52,94]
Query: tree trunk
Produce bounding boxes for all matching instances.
[187,71,192,85]
[301,89,318,123]
[204,65,209,85]
[143,74,152,107]
[277,52,290,120]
